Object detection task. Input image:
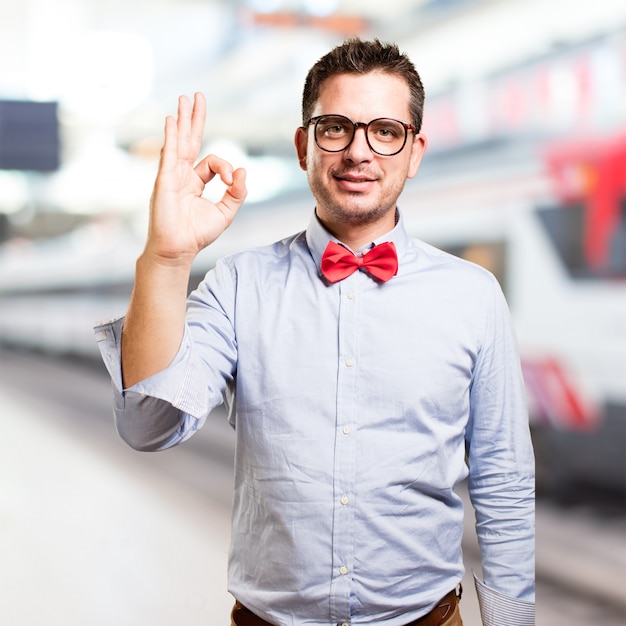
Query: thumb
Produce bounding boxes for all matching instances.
[219,167,247,214]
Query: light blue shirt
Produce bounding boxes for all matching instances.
[95,211,534,626]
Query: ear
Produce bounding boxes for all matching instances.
[294,126,309,171]
[407,133,428,179]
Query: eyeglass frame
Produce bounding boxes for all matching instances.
[304,114,418,157]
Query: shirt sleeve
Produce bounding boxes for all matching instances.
[474,573,535,626]
[93,258,239,451]
[466,274,535,603]
[93,317,209,451]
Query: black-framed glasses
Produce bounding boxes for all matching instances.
[305,114,417,156]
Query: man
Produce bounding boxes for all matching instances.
[95,39,534,626]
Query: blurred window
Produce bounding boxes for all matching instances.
[0,100,60,172]
[443,241,508,295]
[537,199,626,280]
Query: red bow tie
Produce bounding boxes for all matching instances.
[320,241,398,283]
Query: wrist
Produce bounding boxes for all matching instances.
[134,252,194,296]
[138,247,196,273]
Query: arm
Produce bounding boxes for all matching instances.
[121,93,247,388]
[466,277,535,624]
[95,258,238,451]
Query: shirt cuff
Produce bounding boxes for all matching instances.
[94,316,210,451]
[474,573,535,626]
[94,316,205,415]
[94,316,126,391]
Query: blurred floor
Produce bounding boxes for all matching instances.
[0,348,624,625]
[0,376,234,625]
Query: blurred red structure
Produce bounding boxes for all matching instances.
[545,134,626,273]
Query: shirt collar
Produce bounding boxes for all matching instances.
[305,208,410,272]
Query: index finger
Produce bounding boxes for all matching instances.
[196,153,235,186]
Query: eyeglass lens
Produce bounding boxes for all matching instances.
[314,115,408,156]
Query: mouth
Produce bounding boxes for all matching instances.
[334,172,378,192]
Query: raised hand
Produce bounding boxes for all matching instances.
[145,92,247,266]
[121,93,247,387]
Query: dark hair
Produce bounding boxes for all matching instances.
[301,37,425,132]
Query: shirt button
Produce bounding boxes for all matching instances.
[340,495,349,505]
[345,358,354,367]
[339,565,348,575]
[342,426,351,435]
[347,291,355,300]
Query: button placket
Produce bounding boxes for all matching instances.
[329,276,360,621]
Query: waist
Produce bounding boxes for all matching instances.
[404,589,460,626]
[231,588,460,626]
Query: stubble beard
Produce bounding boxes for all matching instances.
[309,173,401,228]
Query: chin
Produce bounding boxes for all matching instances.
[328,201,393,226]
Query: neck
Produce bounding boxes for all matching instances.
[318,208,398,251]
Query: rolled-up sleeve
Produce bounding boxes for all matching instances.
[94,317,213,451]
[94,258,239,451]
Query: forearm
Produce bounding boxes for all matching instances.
[471,473,535,599]
[121,252,193,388]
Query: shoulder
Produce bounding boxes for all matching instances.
[406,237,499,289]
[223,230,307,267]
[191,231,308,302]
[210,231,310,285]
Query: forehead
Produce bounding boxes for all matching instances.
[312,71,412,121]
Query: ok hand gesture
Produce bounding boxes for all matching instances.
[145,92,247,266]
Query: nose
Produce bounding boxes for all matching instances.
[344,124,373,162]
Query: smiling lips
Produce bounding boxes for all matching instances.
[334,171,378,191]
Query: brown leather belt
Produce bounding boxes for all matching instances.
[404,588,459,626]
[231,588,460,626]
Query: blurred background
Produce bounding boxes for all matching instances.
[0,0,625,624]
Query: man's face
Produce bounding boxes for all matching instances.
[295,71,427,229]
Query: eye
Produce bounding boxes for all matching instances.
[370,120,402,142]
[320,119,350,137]
[328,124,346,135]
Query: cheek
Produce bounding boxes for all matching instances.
[388,157,413,184]
[306,152,332,179]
